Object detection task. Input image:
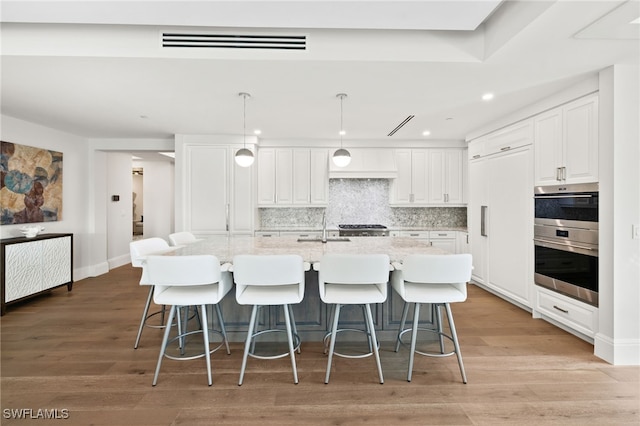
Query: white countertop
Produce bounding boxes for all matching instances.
[173,235,447,263]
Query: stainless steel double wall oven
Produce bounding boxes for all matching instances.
[534,183,599,306]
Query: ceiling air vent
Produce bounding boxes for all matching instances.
[387,115,415,136]
[162,33,306,50]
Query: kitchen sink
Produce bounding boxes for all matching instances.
[297,237,351,243]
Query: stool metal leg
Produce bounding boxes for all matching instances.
[134,286,154,349]
[283,304,299,384]
[200,304,212,386]
[152,305,176,386]
[364,303,384,384]
[434,303,446,354]
[395,301,410,352]
[407,302,421,382]
[325,303,342,384]
[288,304,301,354]
[444,303,467,384]
[239,305,259,386]
[214,304,231,355]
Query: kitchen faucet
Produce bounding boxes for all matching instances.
[322,211,327,243]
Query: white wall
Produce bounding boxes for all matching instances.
[106,152,134,268]
[0,115,93,280]
[141,160,174,239]
[595,65,640,365]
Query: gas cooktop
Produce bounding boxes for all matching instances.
[338,224,387,229]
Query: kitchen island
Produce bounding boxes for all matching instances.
[172,235,448,342]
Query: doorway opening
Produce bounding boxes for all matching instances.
[132,167,144,238]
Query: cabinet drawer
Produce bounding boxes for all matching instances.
[254,231,279,237]
[400,231,430,239]
[280,231,321,238]
[429,231,456,239]
[485,120,533,156]
[468,139,485,160]
[535,287,598,336]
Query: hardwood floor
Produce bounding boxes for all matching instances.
[1,264,638,425]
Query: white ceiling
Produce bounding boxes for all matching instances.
[1,1,639,159]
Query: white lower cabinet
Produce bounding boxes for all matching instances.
[2,234,73,315]
[394,230,458,253]
[428,231,457,253]
[532,286,598,339]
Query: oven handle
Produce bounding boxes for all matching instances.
[533,238,598,256]
[534,194,593,199]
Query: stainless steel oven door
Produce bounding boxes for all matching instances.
[534,238,598,307]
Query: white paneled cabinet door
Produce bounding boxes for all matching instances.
[564,95,598,184]
[275,149,293,204]
[257,148,276,205]
[534,95,598,186]
[430,149,463,204]
[534,108,563,185]
[186,146,229,234]
[468,156,487,284]
[411,149,428,204]
[309,149,328,205]
[391,149,412,204]
[486,146,533,306]
[292,149,311,205]
[231,152,254,234]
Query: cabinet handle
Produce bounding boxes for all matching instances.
[445,193,449,202]
[466,234,469,244]
[562,166,567,181]
[553,305,569,314]
[556,167,562,181]
[472,154,481,159]
[480,206,488,237]
[500,146,511,151]
[226,204,230,231]
[409,233,419,237]
[410,193,415,203]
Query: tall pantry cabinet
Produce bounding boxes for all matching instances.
[468,120,534,308]
[175,136,254,235]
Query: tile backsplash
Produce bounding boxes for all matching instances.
[259,179,467,229]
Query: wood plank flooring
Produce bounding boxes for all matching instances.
[1,264,638,425]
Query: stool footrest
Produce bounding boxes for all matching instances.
[397,327,456,358]
[248,329,301,360]
[163,328,227,361]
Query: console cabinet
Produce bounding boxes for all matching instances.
[1,233,73,315]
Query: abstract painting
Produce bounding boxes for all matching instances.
[1,141,63,225]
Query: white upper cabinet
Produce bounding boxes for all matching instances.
[428,149,464,204]
[258,148,328,206]
[534,95,599,186]
[390,148,465,206]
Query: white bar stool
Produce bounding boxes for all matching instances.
[145,254,233,386]
[391,253,472,383]
[317,253,390,384]
[168,231,202,246]
[232,254,307,385]
[129,237,176,349]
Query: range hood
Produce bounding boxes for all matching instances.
[329,148,398,179]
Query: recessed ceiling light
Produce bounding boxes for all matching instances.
[254,129,262,135]
[159,152,175,158]
[131,155,143,160]
[422,130,431,136]
[339,130,346,136]
[482,93,494,101]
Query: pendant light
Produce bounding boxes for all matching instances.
[332,93,351,167]
[235,92,255,167]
